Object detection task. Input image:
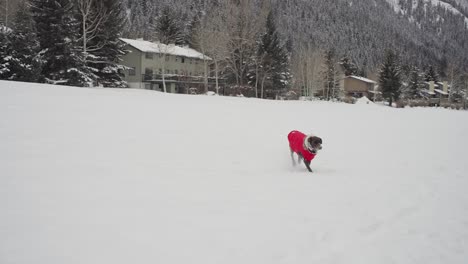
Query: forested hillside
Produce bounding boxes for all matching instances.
[1,0,467,98]
[122,0,468,75]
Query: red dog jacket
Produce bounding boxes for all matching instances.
[288,130,317,162]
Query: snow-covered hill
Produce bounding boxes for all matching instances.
[386,0,468,24]
[1,81,468,264]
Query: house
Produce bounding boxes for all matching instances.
[119,38,213,93]
[421,81,450,105]
[340,75,377,98]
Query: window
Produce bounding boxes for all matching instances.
[190,59,193,64]
[181,57,185,63]
[144,68,153,80]
[145,68,153,75]
[195,59,198,65]
[159,68,162,74]
[175,56,179,62]
[165,55,170,62]
[145,53,153,59]
[128,67,136,76]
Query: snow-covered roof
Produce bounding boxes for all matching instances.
[434,89,449,95]
[347,75,377,84]
[422,89,436,95]
[424,81,440,87]
[436,82,451,88]
[120,38,211,60]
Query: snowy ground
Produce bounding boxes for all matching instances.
[1,80,468,264]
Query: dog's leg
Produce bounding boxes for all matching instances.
[290,148,296,166]
[304,160,313,173]
[297,153,303,165]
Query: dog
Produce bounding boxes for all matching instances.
[287,130,323,172]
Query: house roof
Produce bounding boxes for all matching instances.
[347,75,377,84]
[422,89,436,95]
[120,38,211,60]
[424,81,440,87]
[434,89,449,95]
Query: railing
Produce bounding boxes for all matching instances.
[141,74,223,84]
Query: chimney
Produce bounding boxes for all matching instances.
[429,81,435,93]
[443,81,448,94]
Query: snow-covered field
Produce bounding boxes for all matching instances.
[1,80,468,264]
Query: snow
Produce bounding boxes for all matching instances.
[434,88,449,95]
[120,38,211,60]
[1,80,468,264]
[355,96,374,105]
[347,75,377,84]
[386,0,468,27]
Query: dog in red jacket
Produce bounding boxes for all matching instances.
[288,130,323,172]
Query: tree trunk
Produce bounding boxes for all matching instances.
[4,0,8,27]
[162,55,167,93]
[254,60,259,98]
[203,57,208,93]
[261,74,267,99]
[214,60,219,94]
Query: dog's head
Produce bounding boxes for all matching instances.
[306,136,323,154]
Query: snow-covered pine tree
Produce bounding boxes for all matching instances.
[186,10,202,49]
[257,10,290,97]
[0,24,11,78]
[5,1,43,82]
[30,0,92,86]
[339,56,358,76]
[449,73,468,103]
[322,49,340,101]
[154,5,185,45]
[87,0,128,88]
[424,65,439,83]
[403,65,423,100]
[379,49,402,106]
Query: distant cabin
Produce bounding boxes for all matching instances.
[119,38,212,93]
[340,75,377,98]
[421,81,450,105]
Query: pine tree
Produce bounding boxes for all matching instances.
[257,10,291,97]
[449,73,468,103]
[339,56,358,76]
[88,0,128,87]
[424,65,439,83]
[30,0,92,86]
[403,65,423,100]
[379,49,402,106]
[154,5,185,45]
[5,1,43,82]
[323,49,340,100]
[0,24,12,78]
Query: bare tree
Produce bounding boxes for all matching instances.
[0,0,22,27]
[193,4,230,94]
[75,0,108,60]
[291,44,324,98]
[224,0,267,87]
[154,42,172,93]
[0,0,8,27]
